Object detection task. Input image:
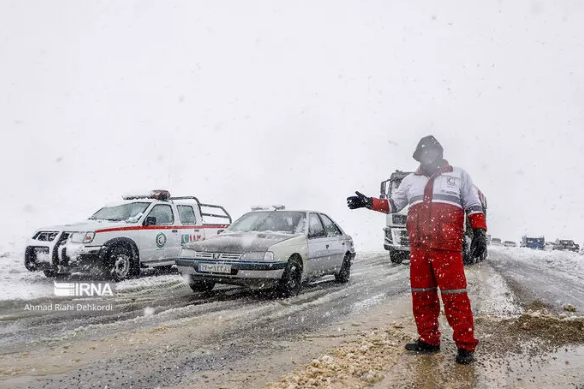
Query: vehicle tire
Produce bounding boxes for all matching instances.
[105,245,137,282]
[43,269,57,278]
[277,257,303,297]
[389,249,408,264]
[335,253,352,283]
[188,279,215,293]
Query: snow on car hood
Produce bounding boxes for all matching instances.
[184,232,300,253]
[37,220,135,232]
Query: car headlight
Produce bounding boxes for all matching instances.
[71,232,95,244]
[241,251,274,261]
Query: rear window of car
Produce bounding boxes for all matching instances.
[177,205,197,225]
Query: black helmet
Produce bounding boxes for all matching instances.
[413,135,443,162]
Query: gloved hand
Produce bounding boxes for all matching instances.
[470,228,487,258]
[347,191,373,210]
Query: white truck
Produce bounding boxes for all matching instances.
[379,171,488,265]
[24,190,232,281]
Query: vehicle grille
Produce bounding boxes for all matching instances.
[33,231,59,242]
[194,252,242,260]
[392,214,407,226]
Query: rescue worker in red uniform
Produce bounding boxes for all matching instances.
[347,135,487,364]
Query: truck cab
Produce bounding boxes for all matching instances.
[380,171,411,264]
[380,170,488,265]
[24,190,232,281]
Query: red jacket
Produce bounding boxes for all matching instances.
[371,162,486,252]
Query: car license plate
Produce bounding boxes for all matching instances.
[198,263,232,274]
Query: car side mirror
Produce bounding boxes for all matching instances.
[144,216,157,226]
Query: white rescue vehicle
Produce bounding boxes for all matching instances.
[24,190,232,281]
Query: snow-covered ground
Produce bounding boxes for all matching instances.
[0,236,385,302]
[0,238,186,301]
[0,240,53,301]
[490,245,584,283]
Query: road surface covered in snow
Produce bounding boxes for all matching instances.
[0,247,582,388]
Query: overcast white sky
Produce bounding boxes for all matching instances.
[1,0,583,250]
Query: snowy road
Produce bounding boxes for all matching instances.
[0,249,583,388]
[0,253,412,388]
[488,247,584,313]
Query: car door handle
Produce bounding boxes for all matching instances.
[172,230,178,233]
[326,244,329,249]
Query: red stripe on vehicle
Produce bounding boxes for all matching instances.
[95,225,229,233]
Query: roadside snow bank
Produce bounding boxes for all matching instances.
[0,240,53,301]
[490,246,584,282]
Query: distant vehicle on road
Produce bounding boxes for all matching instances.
[520,236,545,250]
[503,241,517,248]
[490,238,502,246]
[553,239,580,252]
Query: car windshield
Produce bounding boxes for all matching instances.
[89,202,150,222]
[228,211,306,234]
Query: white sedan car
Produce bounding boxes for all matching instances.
[176,209,356,296]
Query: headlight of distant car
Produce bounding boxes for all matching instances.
[241,252,274,261]
[70,232,96,244]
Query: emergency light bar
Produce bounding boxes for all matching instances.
[122,190,171,201]
[251,206,269,211]
[251,205,286,211]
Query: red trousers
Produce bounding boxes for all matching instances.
[409,246,479,351]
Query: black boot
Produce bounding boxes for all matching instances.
[404,340,440,353]
[456,349,474,364]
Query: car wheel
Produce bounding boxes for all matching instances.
[335,253,351,283]
[277,257,303,297]
[188,279,215,293]
[43,269,57,278]
[389,249,407,264]
[106,245,136,282]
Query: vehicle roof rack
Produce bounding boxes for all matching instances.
[170,196,232,224]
